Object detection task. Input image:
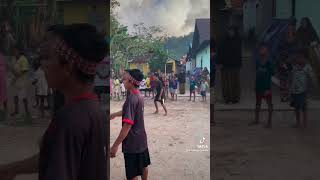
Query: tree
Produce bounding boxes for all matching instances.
[110,0,169,74]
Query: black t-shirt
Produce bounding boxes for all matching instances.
[39,98,108,180]
[155,79,163,95]
[122,90,148,153]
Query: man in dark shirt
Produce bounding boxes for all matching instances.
[110,69,150,180]
[0,24,109,180]
[178,71,186,94]
[152,73,167,116]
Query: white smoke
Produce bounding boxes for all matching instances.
[114,0,210,37]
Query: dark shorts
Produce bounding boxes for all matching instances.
[154,94,165,104]
[201,91,206,97]
[94,86,109,95]
[256,91,272,106]
[124,148,151,180]
[190,88,195,93]
[290,93,307,111]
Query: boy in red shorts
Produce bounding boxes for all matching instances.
[249,43,274,128]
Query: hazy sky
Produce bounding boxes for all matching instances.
[114,0,210,37]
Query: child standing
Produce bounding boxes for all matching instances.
[250,44,274,128]
[121,80,126,99]
[200,80,208,102]
[289,51,315,128]
[139,78,146,97]
[110,69,150,180]
[189,76,196,102]
[150,74,156,99]
[279,58,292,102]
[172,74,178,101]
[113,76,121,101]
[11,47,31,122]
[33,62,48,118]
[146,75,151,97]
[164,74,169,98]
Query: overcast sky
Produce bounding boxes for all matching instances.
[114,0,210,37]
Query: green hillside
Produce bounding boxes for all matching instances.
[165,32,193,60]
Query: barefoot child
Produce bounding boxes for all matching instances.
[110,69,151,180]
[11,47,31,122]
[146,75,151,97]
[289,50,315,128]
[250,44,274,128]
[172,74,178,101]
[189,76,196,102]
[113,76,121,101]
[121,80,126,99]
[152,73,167,116]
[200,80,208,102]
[33,61,48,118]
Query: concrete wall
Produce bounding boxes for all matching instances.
[276,0,292,19]
[243,0,257,35]
[243,0,273,36]
[196,45,210,72]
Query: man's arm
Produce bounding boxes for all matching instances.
[0,153,39,179]
[112,124,131,148]
[110,110,122,120]
[110,124,131,158]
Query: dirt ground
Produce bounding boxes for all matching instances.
[110,95,210,180]
[0,93,210,180]
[212,110,320,180]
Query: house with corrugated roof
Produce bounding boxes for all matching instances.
[189,18,210,72]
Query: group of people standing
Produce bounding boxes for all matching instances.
[0,23,51,122]
[214,17,319,129]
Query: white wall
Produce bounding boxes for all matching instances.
[186,61,192,73]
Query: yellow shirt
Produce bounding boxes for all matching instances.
[13,55,29,88]
[146,78,150,88]
[14,55,29,74]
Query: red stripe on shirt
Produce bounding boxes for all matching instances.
[67,92,98,105]
[122,118,134,125]
[131,89,140,94]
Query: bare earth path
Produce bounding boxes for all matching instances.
[213,110,320,180]
[213,49,320,180]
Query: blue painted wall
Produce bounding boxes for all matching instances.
[195,45,210,72]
